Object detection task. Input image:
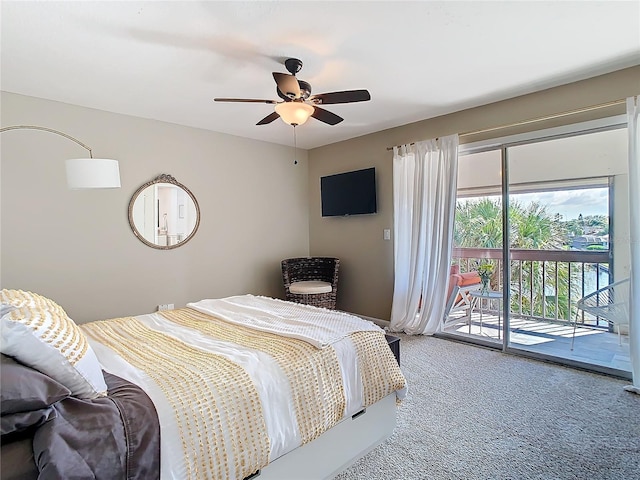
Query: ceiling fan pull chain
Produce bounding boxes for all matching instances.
[293,125,298,165]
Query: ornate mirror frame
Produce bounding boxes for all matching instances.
[128,174,201,250]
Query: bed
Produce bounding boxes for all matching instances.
[1,290,406,480]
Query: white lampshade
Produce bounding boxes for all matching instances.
[275,102,315,126]
[65,158,121,189]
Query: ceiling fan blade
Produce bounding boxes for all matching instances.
[272,72,301,99]
[256,111,280,125]
[214,98,277,104]
[311,107,343,125]
[310,89,371,105]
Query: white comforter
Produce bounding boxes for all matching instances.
[187,295,382,348]
[83,296,406,480]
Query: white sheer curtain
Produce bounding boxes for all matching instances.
[625,96,639,394]
[389,134,459,335]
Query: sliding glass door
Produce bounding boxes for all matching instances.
[446,149,504,345]
[443,119,631,377]
[505,127,630,376]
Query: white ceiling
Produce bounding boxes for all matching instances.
[1,1,639,150]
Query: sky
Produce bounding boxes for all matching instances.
[465,187,609,221]
[512,188,608,221]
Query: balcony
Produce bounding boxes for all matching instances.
[443,247,630,374]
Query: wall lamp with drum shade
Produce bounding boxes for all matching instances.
[0,125,121,189]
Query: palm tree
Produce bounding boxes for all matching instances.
[510,201,563,249]
[454,198,503,248]
[455,198,577,320]
[455,198,562,250]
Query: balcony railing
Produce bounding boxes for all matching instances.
[452,247,611,327]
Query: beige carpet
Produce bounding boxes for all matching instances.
[335,334,640,480]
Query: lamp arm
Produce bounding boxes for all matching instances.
[0,125,93,158]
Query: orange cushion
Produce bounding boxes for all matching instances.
[458,272,481,286]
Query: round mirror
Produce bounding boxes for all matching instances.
[128,174,200,250]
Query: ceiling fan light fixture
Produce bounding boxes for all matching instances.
[275,102,314,126]
[216,58,369,126]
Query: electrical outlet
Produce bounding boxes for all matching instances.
[157,304,174,311]
[383,229,391,240]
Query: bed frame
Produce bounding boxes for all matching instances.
[249,393,397,480]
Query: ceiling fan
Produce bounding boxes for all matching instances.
[214,58,371,127]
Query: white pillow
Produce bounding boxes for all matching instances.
[1,289,107,399]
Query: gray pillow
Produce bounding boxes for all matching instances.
[1,354,70,415]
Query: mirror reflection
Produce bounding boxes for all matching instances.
[128,174,200,250]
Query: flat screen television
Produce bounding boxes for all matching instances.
[321,167,377,217]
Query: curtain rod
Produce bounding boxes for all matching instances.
[385,98,626,151]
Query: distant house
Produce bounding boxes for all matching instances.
[571,235,608,250]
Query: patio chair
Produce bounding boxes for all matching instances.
[571,278,630,350]
[281,257,340,309]
[442,265,482,329]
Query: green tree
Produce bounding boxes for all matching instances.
[562,214,609,237]
[454,198,562,249]
[454,198,576,320]
[454,198,502,248]
[584,214,609,235]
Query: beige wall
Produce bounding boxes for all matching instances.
[1,92,310,322]
[3,66,638,323]
[308,66,640,320]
